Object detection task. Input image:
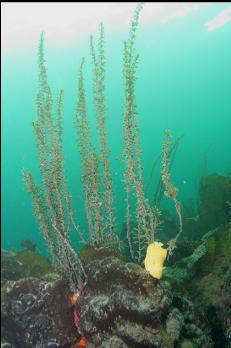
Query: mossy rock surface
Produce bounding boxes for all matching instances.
[1,249,53,282]
[163,223,231,347]
[15,250,53,278]
[195,224,231,277]
[178,339,197,348]
[198,174,231,234]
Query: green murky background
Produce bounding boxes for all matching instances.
[2,3,231,253]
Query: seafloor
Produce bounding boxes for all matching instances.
[1,173,231,348]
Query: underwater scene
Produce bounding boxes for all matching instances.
[1,2,231,348]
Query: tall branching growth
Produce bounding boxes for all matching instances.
[76,58,103,246]
[123,3,159,262]
[24,5,182,290]
[149,134,184,206]
[23,33,86,292]
[161,130,183,258]
[90,24,116,238]
[76,28,120,250]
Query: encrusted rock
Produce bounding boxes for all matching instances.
[1,275,76,348]
[1,246,214,348]
[75,246,213,347]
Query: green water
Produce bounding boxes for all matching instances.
[2,3,231,253]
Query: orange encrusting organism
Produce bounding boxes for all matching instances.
[72,337,88,347]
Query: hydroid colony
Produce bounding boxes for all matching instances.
[23,3,182,292]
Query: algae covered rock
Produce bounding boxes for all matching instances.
[1,249,25,284]
[165,224,231,347]
[1,275,76,348]
[1,246,214,348]
[198,173,231,234]
[1,249,78,347]
[75,246,213,347]
[15,249,53,278]
[1,248,53,284]
[181,173,231,241]
[187,224,231,347]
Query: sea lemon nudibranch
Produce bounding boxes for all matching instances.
[144,242,167,279]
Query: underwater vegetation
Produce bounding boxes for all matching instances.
[22,2,182,294]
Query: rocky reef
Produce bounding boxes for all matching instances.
[2,246,213,348]
[1,173,231,347]
[198,174,231,233]
[76,246,213,348]
[1,249,77,348]
[1,249,53,284]
[165,223,231,347]
[162,174,231,348]
[182,173,231,241]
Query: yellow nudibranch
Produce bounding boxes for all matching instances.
[144,242,167,279]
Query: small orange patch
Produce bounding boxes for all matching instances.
[72,337,88,348]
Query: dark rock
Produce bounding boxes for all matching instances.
[75,247,213,347]
[187,224,231,347]
[1,246,214,348]
[1,275,76,348]
[165,224,231,347]
[1,249,77,347]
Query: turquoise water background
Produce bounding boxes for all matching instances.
[2,3,231,253]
